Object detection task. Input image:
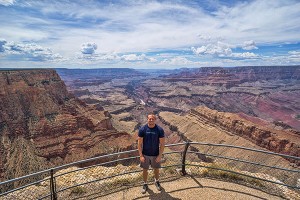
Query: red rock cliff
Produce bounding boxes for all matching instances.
[190,106,300,159]
[0,70,135,182]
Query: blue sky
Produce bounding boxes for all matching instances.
[0,0,300,69]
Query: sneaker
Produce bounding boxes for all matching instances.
[141,184,148,194]
[154,181,162,191]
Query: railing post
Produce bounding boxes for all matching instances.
[50,169,57,200]
[181,142,190,176]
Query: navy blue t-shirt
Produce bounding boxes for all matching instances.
[138,124,165,156]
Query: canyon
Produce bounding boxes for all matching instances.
[1,66,299,185]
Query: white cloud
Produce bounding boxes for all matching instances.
[0,0,15,6]
[192,41,260,60]
[0,38,7,52]
[191,42,232,57]
[148,57,157,62]
[99,52,120,60]
[77,51,120,62]
[287,50,300,62]
[120,53,157,62]
[121,54,146,61]
[230,52,259,59]
[3,41,63,61]
[288,50,300,55]
[81,43,97,54]
[242,40,258,50]
[191,46,206,55]
[161,56,200,65]
[77,51,158,66]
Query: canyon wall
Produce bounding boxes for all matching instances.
[190,106,300,158]
[165,66,300,86]
[0,70,135,182]
[159,106,300,166]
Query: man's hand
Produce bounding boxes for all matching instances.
[155,155,162,163]
[140,156,145,163]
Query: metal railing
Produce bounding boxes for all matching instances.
[0,142,299,199]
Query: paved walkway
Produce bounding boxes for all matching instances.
[93,176,285,200]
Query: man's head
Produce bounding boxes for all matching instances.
[147,113,156,128]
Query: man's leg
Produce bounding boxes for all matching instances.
[143,168,148,183]
[140,156,150,194]
[154,168,159,181]
[154,168,162,191]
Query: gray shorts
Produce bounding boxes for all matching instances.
[140,155,161,169]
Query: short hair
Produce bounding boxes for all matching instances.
[147,112,156,119]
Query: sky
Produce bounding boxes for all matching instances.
[0,0,300,69]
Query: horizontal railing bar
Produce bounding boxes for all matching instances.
[0,169,50,187]
[190,142,300,160]
[0,177,50,197]
[188,164,300,190]
[164,151,182,155]
[165,143,186,148]
[188,151,300,173]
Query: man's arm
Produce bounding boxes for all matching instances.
[138,137,145,162]
[156,137,165,162]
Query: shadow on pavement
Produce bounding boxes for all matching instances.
[134,186,182,200]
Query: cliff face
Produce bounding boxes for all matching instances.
[189,106,300,158]
[159,106,300,162]
[0,70,135,181]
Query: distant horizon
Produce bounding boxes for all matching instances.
[1,0,300,69]
[1,65,300,71]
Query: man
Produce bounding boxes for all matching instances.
[138,113,165,194]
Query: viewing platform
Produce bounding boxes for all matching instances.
[100,176,285,200]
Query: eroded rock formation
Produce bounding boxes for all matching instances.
[0,70,135,182]
[159,106,300,160]
[191,106,300,157]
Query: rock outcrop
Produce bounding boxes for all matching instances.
[0,70,135,182]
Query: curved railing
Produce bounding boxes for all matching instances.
[0,142,299,199]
